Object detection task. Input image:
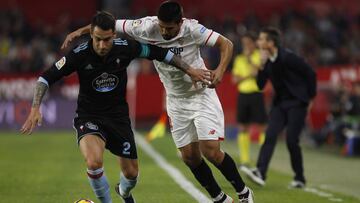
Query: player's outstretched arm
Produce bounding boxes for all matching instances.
[141,43,211,84]
[61,24,91,50]
[208,35,233,88]
[20,81,48,135]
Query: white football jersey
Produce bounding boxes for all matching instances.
[116,16,220,97]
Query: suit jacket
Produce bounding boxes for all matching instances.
[257,48,317,104]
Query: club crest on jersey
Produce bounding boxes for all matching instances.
[85,122,98,130]
[132,19,142,27]
[55,57,66,70]
[92,72,119,92]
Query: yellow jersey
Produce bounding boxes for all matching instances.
[232,50,261,93]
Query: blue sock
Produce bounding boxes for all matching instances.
[87,168,112,203]
[119,173,138,197]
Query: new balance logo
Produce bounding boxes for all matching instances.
[209,129,216,135]
[84,64,94,70]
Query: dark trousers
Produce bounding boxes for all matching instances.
[256,100,308,182]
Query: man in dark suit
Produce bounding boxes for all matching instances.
[241,27,316,188]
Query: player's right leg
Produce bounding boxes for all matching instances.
[79,135,111,203]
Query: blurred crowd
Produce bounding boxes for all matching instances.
[208,8,360,69]
[0,6,360,73]
[313,82,360,146]
[0,8,87,73]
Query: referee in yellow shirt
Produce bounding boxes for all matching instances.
[232,32,267,168]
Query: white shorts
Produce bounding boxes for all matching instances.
[166,88,225,148]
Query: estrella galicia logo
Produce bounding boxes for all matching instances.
[92,72,119,92]
[85,122,98,130]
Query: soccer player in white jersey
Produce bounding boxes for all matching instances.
[62,1,254,202]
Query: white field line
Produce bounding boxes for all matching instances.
[135,133,212,203]
[303,187,343,202]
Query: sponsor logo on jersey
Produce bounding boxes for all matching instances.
[85,122,99,130]
[92,72,119,92]
[132,19,142,27]
[170,47,184,55]
[55,57,66,70]
[200,26,207,34]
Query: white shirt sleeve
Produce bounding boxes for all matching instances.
[190,20,220,46]
[115,18,149,39]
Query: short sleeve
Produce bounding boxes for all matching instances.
[190,20,220,46]
[115,17,150,39]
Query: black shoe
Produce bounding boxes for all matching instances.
[115,183,136,203]
[241,167,265,186]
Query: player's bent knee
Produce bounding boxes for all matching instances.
[203,150,223,165]
[86,158,103,170]
[182,155,202,168]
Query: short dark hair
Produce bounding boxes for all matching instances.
[242,31,258,41]
[260,27,281,47]
[157,1,183,23]
[91,11,115,32]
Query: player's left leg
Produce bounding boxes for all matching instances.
[105,116,138,202]
[236,93,251,166]
[237,124,251,165]
[200,140,253,202]
[286,105,308,188]
[116,157,138,202]
[196,89,254,202]
[179,142,233,203]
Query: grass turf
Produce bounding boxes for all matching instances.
[0,131,359,203]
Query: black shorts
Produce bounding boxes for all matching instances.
[237,92,267,124]
[73,114,137,159]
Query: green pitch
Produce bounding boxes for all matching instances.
[0,131,359,203]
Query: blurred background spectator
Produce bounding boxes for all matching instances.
[0,0,359,73]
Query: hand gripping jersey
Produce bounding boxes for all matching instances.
[116,16,220,97]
